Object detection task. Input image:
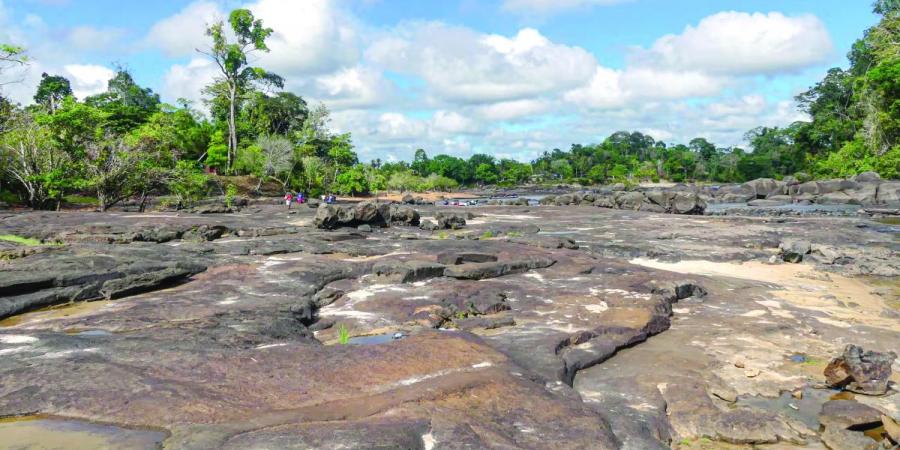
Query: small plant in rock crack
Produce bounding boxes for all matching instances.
[480,231,494,239]
[337,323,350,345]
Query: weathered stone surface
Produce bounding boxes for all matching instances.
[824,345,897,395]
[821,426,879,450]
[435,211,467,229]
[443,257,555,280]
[818,400,884,429]
[435,251,498,265]
[372,261,446,283]
[389,204,420,226]
[780,239,811,263]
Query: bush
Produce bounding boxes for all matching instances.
[168,161,209,207]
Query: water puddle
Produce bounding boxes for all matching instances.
[348,332,406,345]
[0,300,116,328]
[0,415,166,449]
[734,387,832,430]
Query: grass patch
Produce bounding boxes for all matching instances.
[436,231,449,240]
[0,234,43,246]
[337,323,350,345]
[802,356,825,366]
[63,195,99,206]
[480,231,494,239]
[507,231,522,238]
[0,190,20,205]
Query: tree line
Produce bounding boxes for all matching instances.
[0,2,897,210]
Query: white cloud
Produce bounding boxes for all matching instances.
[476,99,552,121]
[636,12,833,75]
[249,0,359,76]
[63,64,115,99]
[310,65,392,109]
[161,57,217,106]
[502,0,631,15]
[67,26,125,51]
[145,1,222,57]
[367,24,597,104]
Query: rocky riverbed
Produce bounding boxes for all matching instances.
[0,201,898,449]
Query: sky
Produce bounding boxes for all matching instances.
[0,0,880,162]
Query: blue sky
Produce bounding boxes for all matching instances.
[0,0,880,162]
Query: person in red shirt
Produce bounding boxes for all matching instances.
[284,192,294,209]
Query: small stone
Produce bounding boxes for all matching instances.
[745,368,761,378]
[882,415,900,444]
[734,360,746,369]
[791,389,803,400]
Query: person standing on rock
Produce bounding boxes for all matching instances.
[284,192,294,209]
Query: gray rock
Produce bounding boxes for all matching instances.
[853,171,882,183]
[821,426,879,450]
[818,400,884,429]
[780,239,811,263]
[436,252,499,265]
[372,261,446,283]
[825,345,897,395]
[443,258,556,280]
[436,212,467,230]
[389,205,420,226]
[418,219,439,231]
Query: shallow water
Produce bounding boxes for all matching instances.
[706,202,862,214]
[734,387,833,430]
[0,415,166,449]
[348,332,405,345]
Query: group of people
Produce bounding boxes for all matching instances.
[283,192,305,209]
[283,192,338,209]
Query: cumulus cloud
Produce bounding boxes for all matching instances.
[67,26,125,51]
[63,64,115,99]
[502,0,631,15]
[161,57,218,105]
[144,1,222,57]
[367,24,597,104]
[635,12,833,75]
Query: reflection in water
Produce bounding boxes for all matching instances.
[0,415,166,449]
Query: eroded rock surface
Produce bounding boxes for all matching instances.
[0,201,897,449]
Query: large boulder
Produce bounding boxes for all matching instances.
[389,205,420,226]
[876,182,900,205]
[824,345,897,395]
[614,191,645,210]
[779,239,811,263]
[314,202,392,229]
[852,171,882,183]
[742,178,782,198]
[436,212,467,230]
[669,191,706,215]
[818,400,884,429]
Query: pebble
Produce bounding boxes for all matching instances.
[744,368,761,378]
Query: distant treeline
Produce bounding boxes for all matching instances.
[0,2,896,210]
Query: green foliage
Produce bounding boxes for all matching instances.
[33,73,73,113]
[225,184,238,208]
[0,234,43,246]
[206,130,229,171]
[168,161,209,207]
[480,231,494,239]
[334,164,369,196]
[337,324,350,345]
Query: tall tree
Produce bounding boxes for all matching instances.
[34,73,73,113]
[199,9,283,173]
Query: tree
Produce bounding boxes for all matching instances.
[411,149,429,176]
[300,156,325,195]
[334,164,368,196]
[199,8,283,173]
[1,111,74,209]
[254,135,295,191]
[34,73,72,113]
[85,69,160,132]
[0,44,27,88]
[241,91,308,138]
[474,163,499,185]
[168,161,209,207]
[83,136,149,211]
